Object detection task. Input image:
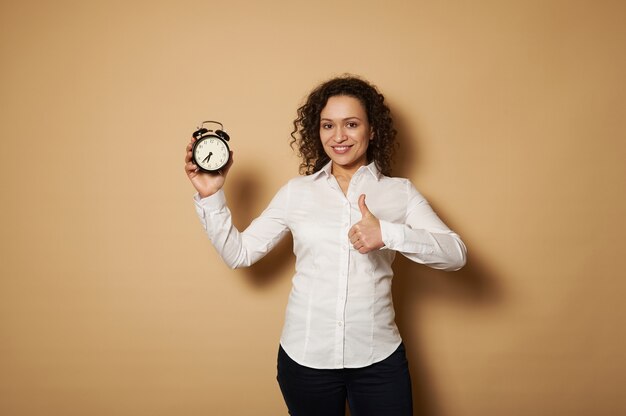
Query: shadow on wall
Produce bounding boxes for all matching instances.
[227,168,294,287]
[393,252,502,415]
[392,106,503,415]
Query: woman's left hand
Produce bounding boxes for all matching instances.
[348,194,384,254]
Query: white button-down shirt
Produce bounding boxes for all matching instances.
[194,161,466,369]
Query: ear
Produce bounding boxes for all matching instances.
[369,126,374,141]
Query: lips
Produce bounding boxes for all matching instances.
[332,145,353,154]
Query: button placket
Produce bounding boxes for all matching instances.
[334,195,352,367]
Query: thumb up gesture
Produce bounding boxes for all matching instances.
[348,194,384,254]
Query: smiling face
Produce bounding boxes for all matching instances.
[319,95,373,176]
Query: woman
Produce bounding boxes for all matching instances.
[185,75,467,416]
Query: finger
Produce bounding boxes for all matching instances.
[349,231,362,244]
[185,140,196,161]
[185,161,199,173]
[358,194,371,218]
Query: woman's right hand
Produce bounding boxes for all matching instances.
[184,137,234,198]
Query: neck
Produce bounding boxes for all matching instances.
[331,162,365,180]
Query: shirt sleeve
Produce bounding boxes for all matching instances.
[193,184,290,269]
[379,181,467,271]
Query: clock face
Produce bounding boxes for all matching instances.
[192,135,230,172]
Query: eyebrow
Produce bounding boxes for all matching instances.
[320,116,363,122]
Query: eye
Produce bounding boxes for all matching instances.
[346,121,359,128]
[321,123,333,129]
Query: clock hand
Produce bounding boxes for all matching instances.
[202,152,213,164]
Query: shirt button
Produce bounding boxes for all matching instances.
[338,321,343,327]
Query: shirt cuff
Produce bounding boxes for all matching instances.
[193,189,227,211]
[380,220,404,251]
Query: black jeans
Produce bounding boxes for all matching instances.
[276,343,413,416]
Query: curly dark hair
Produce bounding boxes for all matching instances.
[290,75,397,176]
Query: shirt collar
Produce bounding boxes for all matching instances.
[311,161,382,181]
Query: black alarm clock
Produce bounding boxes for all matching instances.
[191,121,231,172]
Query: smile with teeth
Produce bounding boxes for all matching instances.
[332,145,353,154]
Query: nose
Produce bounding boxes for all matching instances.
[334,127,347,142]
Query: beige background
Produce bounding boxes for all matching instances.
[1,0,625,415]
